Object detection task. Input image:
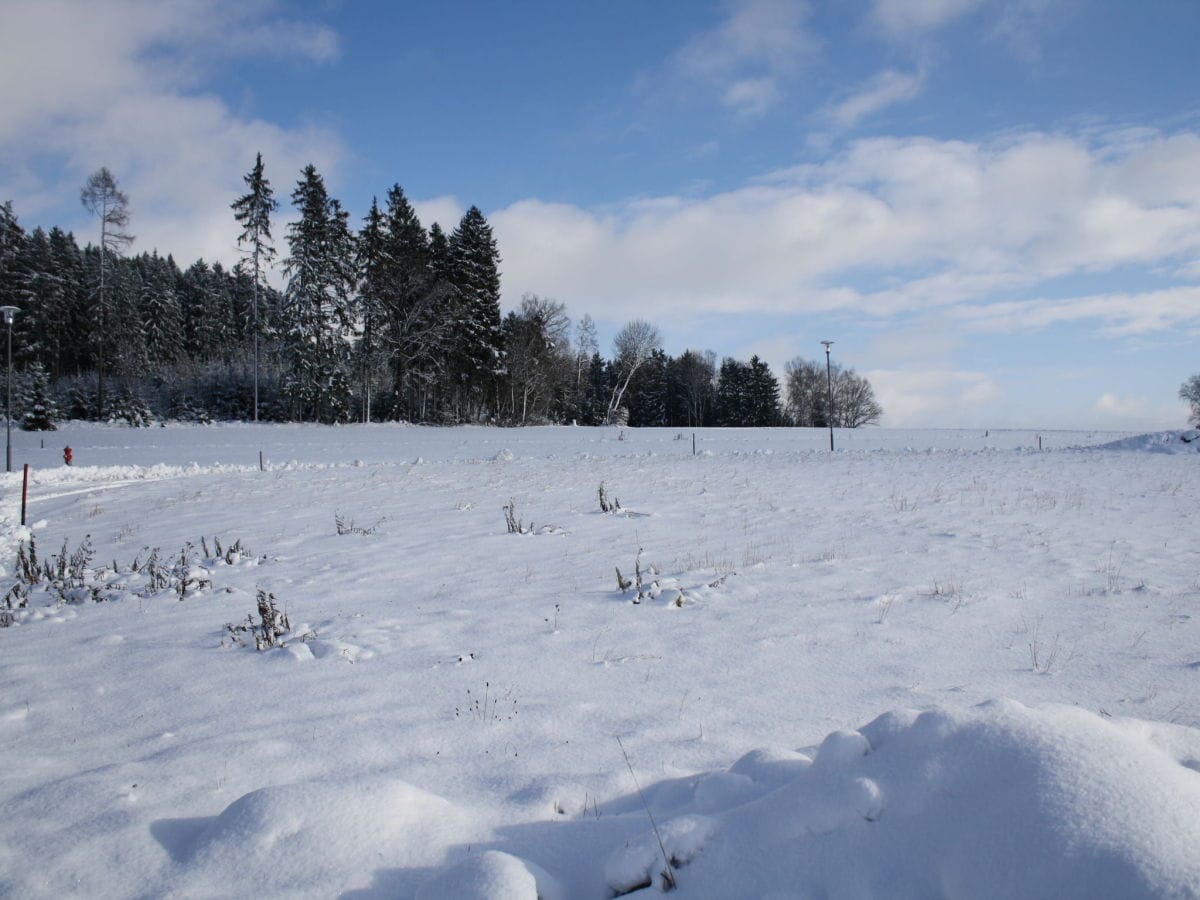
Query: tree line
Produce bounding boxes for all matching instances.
[0,158,883,429]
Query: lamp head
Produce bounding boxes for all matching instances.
[0,306,16,326]
[820,340,834,353]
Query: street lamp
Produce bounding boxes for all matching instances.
[1,305,17,473]
[820,339,835,451]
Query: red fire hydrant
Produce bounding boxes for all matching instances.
[63,446,73,466]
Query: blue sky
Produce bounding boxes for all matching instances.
[1,0,1198,428]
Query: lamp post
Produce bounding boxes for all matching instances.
[820,339,834,451]
[1,306,17,473]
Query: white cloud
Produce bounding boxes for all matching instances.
[412,197,465,234]
[829,68,925,129]
[722,78,782,116]
[867,368,1002,427]
[492,129,1200,332]
[870,0,986,39]
[0,0,344,266]
[955,287,1200,337]
[1092,393,1187,430]
[669,0,815,116]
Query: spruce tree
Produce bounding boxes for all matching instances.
[448,206,502,421]
[356,198,389,422]
[281,164,357,423]
[746,356,781,426]
[19,362,59,431]
[140,252,183,365]
[49,228,89,378]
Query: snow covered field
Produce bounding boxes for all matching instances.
[2,423,1199,898]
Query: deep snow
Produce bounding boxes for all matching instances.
[1,423,1198,898]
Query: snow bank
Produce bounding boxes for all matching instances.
[1093,430,1200,453]
[614,699,1200,898]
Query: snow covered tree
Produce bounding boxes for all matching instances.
[281,164,357,423]
[0,202,24,318]
[48,228,89,378]
[231,152,277,421]
[19,362,59,431]
[80,167,133,418]
[1181,374,1200,426]
[139,252,183,366]
[107,384,154,427]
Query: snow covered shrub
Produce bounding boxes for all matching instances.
[503,499,529,534]
[107,386,155,427]
[2,534,100,611]
[598,482,622,513]
[18,363,59,431]
[225,589,290,650]
[60,378,98,420]
[170,394,213,425]
[615,548,660,603]
[335,512,383,535]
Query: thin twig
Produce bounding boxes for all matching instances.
[617,736,677,891]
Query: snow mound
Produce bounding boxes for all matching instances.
[416,850,564,900]
[650,699,1200,898]
[1093,430,1200,453]
[177,777,479,895]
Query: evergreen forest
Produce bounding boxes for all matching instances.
[0,160,882,430]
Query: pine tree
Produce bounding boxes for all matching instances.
[715,358,750,426]
[355,198,390,422]
[281,164,357,423]
[448,206,502,420]
[746,356,781,426]
[48,228,89,378]
[0,202,24,316]
[140,252,183,365]
[381,185,434,420]
[19,362,59,431]
[231,152,277,421]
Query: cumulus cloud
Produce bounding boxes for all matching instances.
[0,0,344,266]
[412,197,466,234]
[492,129,1200,333]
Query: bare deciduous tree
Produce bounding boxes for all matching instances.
[503,293,572,423]
[607,319,662,424]
[784,356,882,427]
